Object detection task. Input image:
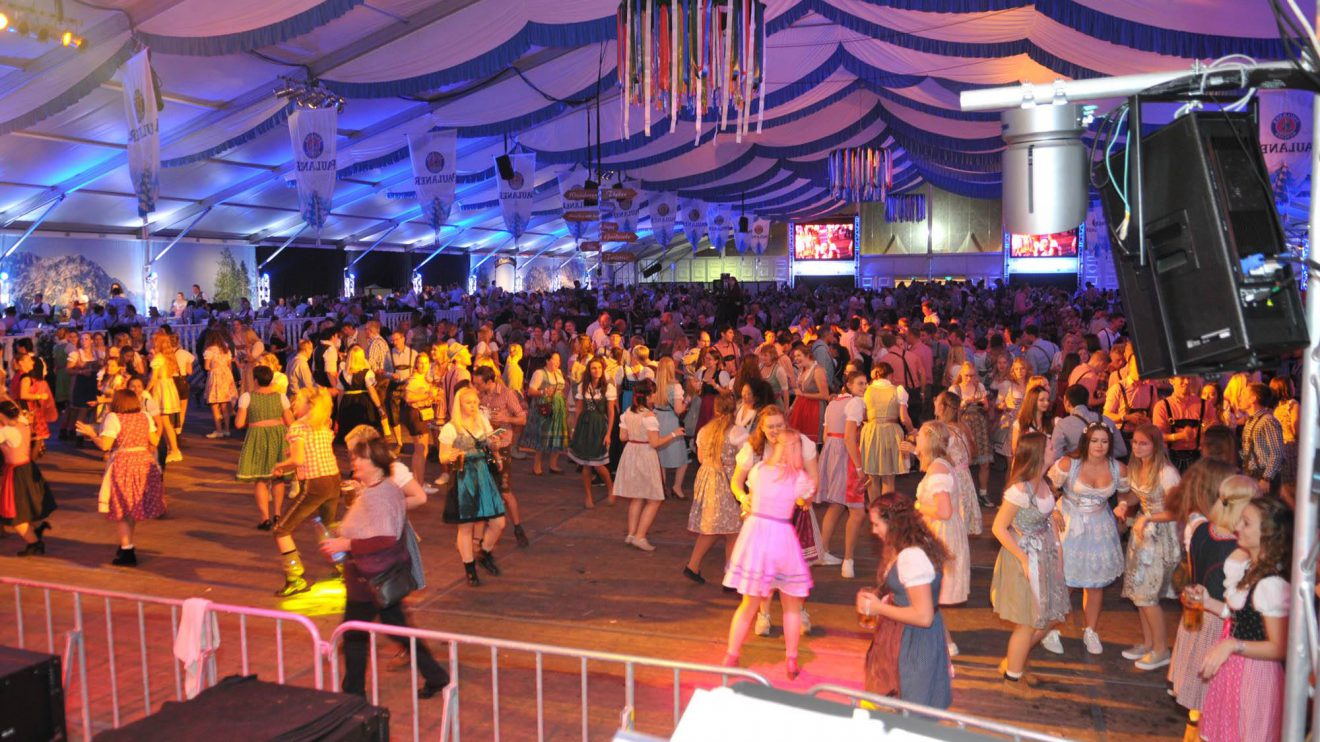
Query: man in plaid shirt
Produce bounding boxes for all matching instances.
[1240,382,1285,495]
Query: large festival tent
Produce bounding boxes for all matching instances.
[0,0,1301,297]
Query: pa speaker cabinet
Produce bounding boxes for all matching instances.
[0,646,66,742]
[1097,110,1307,377]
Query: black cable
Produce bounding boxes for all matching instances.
[514,67,594,106]
[595,41,604,181]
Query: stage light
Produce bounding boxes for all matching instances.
[0,13,8,31]
[1001,103,1088,234]
[61,30,71,46]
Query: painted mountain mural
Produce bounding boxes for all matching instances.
[7,252,127,309]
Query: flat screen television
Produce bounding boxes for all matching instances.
[1006,227,1080,258]
[793,222,855,261]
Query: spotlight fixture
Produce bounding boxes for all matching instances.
[272,75,346,113]
[0,2,84,49]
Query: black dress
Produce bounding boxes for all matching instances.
[335,370,381,443]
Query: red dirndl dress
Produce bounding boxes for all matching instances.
[787,396,824,444]
[103,413,165,521]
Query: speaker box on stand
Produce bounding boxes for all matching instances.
[1096,107,1307,377]
[0,646,65,742]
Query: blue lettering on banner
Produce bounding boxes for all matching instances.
[296,159,339,172]
[127,122,158,143]
[1260,142,1312,154]
[415,174,456,185]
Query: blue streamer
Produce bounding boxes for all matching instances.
[137,0,365,56]
[0,37,139,137]
[161,103,295,168]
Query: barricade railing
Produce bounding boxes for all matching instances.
[380,311,412,330]
[327,621,772,742]
[805,683,1071,741]
[0,577,325,741]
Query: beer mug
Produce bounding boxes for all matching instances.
[857,588,880,630]
[1180,586,1203,632]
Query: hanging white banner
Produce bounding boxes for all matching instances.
[122,49,161,217]
[706,204,733,256]
[748,217,771,255]
[1258,89,1312,216]
[498,153,537,239]
[680,198,707,253]
[601,178,641,236]
[645,191,679,249]
[558,166,598,242]
[289,107,339,231]
[408,129,457,241]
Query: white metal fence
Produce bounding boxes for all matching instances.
[805,683,1072,741]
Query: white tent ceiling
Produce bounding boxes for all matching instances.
[0,0,1292,260]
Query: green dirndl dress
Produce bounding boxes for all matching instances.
[237,391,292,481]
[568,392,611,466]
[535,375,569,452]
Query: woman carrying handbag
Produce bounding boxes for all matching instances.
[320,437,449,698]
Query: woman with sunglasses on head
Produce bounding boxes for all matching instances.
[1042,421,1128,657]
[1118,423,1183,671]
[1192,492,1292,742]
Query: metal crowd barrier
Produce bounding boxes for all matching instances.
[0,577,325,741]
[805,683,1071,741]
[326,621,772,742]
[380,311,413,331]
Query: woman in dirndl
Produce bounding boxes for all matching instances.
[65,332,103,445]
[77,390,164,566]
[523,352,569,475]
[203,331,237,439]
[236,365,294,531]
[568,357,615,508]
[860,363,912,500]
[950,361,992,506]
[653,357,690,500]
[934,391,982,537]
[683,392,742,583]
[1119,424,1183,671]
[786,343,829,444]
[335,346,384,443]
[0,401,55,556]
[856,497,953,709]
[1165,459,1240,712]
[816,371,869,578]
[990,431,1070,696]
[401,353,437,487]
[439,387,509,587]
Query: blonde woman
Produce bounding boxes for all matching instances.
[269,387,340,597]
[258,353,287,396]
[335,345,384,443]
[503,344,526,456]
[653,357,690,499]
[1119,423,1182,670]
[438,387,509,586]
[993,357,1031,458]
[237,327,265,395]
[684,392,741,582]
[148,333,183,463]
[401,354,437,487]
[913,420,970,655]
[950,361,992,504]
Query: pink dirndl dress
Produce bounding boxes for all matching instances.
[101,412,165,521]
[723,463,814,598]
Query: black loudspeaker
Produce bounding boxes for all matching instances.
[0,646,66,742]
[583,178,599,207]
[1097,110,1307,377]
[738,215,749,232]
[495,154,514,181]
[95,675,387,742]
[641,262,662,278]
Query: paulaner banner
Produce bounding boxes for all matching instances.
[122,50,160,217]
[289,107,339,232]
[706,204,733,256]
[679,198,707,253]
[645,191,678,248]
[601,178,642,237]
[408,129,457,244]
[498,153,537,239]
[1258,89,1312,216]
[746,217,771,255]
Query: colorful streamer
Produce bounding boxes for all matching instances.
[828,146,892,203]
[617,0,766,143]
[884,194,927,223]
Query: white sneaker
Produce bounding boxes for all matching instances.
[947,642,959,657]
[817,552,843,567]
[1121,644,1151,661]
[1040,629,1064,655]
[841,559,855,579]
[624,535,635,546]
[422,484,439,495]
[1135,652,1171,671]
[799,609,812,635]
[205,431,223,439]
[631,537,656,552]
[1083,628,1103,655]
[754,611,772,637]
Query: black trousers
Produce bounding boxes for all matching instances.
[341,599,448,695]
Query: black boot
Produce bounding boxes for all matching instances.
[464,561,480,586]
[476,548,501,576]
[112,547,137,566]
[513,524,529,548]
[17,541,44,557]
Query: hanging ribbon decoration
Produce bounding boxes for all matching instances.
[618,0,766,144]
[884,194,927,223]
[828,146,892,203]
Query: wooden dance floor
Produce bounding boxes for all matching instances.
[2,417,1187,740]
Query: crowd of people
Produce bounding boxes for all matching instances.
[0,275,1304,739]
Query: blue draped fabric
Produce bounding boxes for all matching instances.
[323,18,616,98]
[0,37,139,137]
[162,104,295,168]
[138,0,365,56]
[1038,0,1285,60]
